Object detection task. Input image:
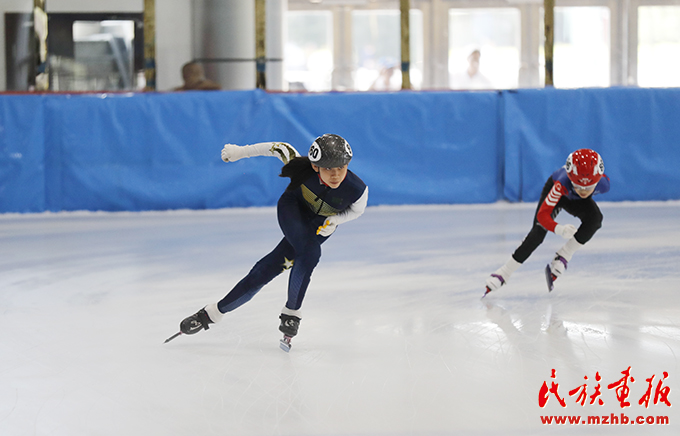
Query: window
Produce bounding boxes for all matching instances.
[539,7,610,88]
[449,8,521,90]
[638,6,680,87]
[67,20,137,91]
[285,11,333,92]
[352,9,423,91]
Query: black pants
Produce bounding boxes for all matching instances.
[512,177,603,264]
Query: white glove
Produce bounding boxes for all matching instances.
[316,219,337,236]
[554,224,577,240]
[221,144,244,162]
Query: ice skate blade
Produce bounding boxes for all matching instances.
[279,336,292,352]
[544,264,555,292]
[164,332,182,343]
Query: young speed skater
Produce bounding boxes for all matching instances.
[484,148,610,296]
[167,134,368,351]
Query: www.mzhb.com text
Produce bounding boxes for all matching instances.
[541,413,669,425]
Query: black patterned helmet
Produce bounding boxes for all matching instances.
[308,134,353,168]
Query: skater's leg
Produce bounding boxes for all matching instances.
[275,194,327,336]
[285,240,321,310]
[512,224,549,264]
[548,198,603,279]
[485,179,553,294]
[177,238,295,337]
[485,225,548,294]
[216,237,295,313]
[562,197,603,245]
[513,178,556,263]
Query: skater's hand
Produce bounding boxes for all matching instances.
[221,144,242,162]
[316,219,337,236]
[554,224,577,239]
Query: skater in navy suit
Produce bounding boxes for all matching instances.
[176,134,368,346]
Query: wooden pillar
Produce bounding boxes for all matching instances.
[543,0,554,87]
[33,0,48,90]
[144,0,156,90]
[255,0,266,89]
[400,0,411,90]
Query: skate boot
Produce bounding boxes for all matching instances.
[484,274,506,297]
[278,313,301,352]
[279,314,301,337]
[545,255,568,291]
[180,308,213,335]
[483,257,521,297]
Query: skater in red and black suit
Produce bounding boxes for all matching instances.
[484,149,610,295]
[175,134,368,348]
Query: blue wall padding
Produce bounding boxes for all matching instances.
[0,87,679,213]
[0,95,46,212]
[503,87,680,202]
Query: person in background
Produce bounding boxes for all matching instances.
[174,61,221,91]
[450,49,493,90]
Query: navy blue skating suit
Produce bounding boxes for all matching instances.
[217,168,368,314]
[513,166,610,263]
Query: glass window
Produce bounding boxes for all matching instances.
[449,8,521,90]
[539,7,610,88]
[67,20,136,91]
[638,6,680,88]
[352,10,424,91]
[285,11,333,92]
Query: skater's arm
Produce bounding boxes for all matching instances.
[330,187,368,225]
[536,181,563,232]
[221,142,301,164]
[316,187,368,236]
[537,181,577,239]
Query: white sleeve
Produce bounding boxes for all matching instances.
[328,187,368,226]
[222,142,301,163]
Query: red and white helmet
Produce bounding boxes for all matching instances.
[565,149,604,188]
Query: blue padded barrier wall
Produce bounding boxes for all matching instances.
[0,95,45,212]
[1,87,679,213]
[268,91,502,206]
[503,87,680,202]
[1,89,501,213]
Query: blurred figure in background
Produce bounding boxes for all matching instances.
[369,62,401,91]
[174,61,221,91]
[450,49,493,90]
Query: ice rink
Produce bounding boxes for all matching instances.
[1,201,678,436]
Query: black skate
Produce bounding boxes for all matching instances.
[278,314,301,352]
[164,308,213,343]
[180,308,213,334]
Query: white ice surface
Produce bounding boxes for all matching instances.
[1,202,678,436]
